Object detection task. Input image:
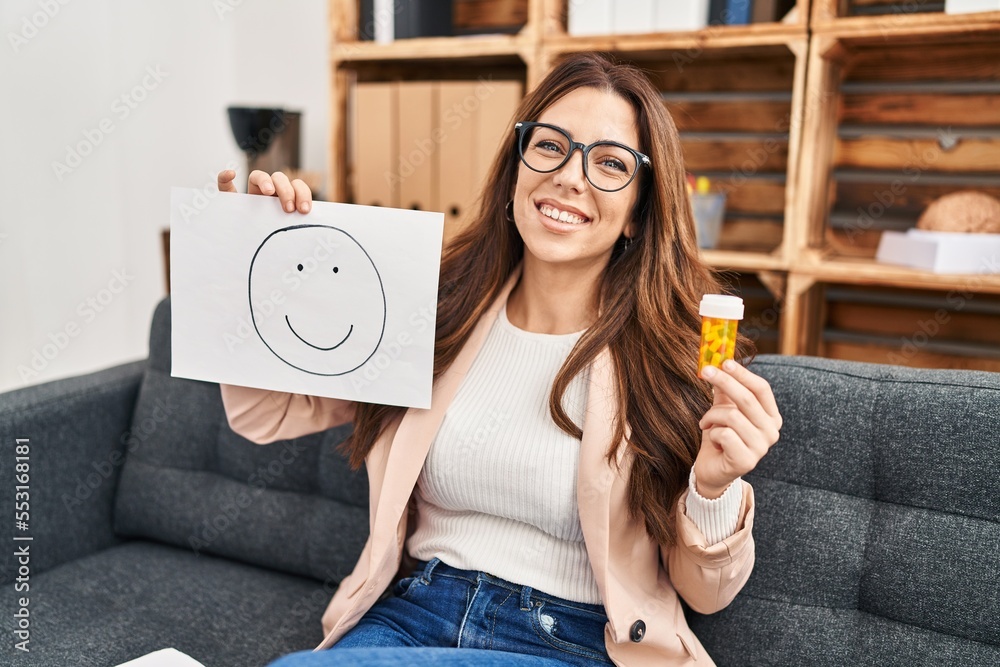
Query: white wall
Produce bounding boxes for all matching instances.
[0,0,329,392]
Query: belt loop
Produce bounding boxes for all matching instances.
[520,585,533,611]
[422,557,441,583]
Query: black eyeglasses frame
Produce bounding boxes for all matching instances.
[513,121,651,193]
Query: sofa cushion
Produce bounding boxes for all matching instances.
[687,355,1000,665]
[1,540,330,667]
[0,360,144,583]
[113,298,369,583]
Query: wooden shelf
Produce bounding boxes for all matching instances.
[811,0,1000,37]
[334,33,529,63]
[328,0,1000,372]
[794,256,1000,295]
[814,20,1000,45]
[545,23,806,56]
[701,249,788,273]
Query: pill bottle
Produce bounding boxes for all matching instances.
[698,294,744,376]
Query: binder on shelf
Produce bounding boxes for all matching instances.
[726,0,753,24]
[655,0,711,31]
[437,82,480,240]
[397,82,437,213]
[353,82,396,208]
[572,0,717,36]
[708,0,726,24]
[567,0,613,36]
[358,0,375,40]
[474,81,522,194]
[395,0,453,39]
[709,0,754,24]
[614,0,655,34]
[373,0,394,43]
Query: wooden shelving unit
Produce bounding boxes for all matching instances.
[328,0,1000,372]
[811,0,1000,32]
[791,0,1000,369]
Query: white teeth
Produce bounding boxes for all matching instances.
[539,204,587,225]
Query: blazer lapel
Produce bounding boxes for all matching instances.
[577,346,624,615]
[369,264,524,560]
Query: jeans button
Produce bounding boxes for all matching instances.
[629,619,646,643]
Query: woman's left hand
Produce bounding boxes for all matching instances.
[693,360,782,499]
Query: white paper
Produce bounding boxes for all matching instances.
[169,187,444,409]
[114,648,206,667]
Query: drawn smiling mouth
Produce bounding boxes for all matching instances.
[285,315,353,351]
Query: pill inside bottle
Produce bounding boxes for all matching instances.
[698,294,744,377]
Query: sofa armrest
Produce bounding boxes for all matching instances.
[0,359,146,584]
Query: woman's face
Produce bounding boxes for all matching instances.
[512,87,641,271]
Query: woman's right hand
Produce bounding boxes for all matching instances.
[217,168,313,214]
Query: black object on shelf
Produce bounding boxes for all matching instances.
[226,106,301,174]
[359,0,375,40]
[396,0,453,39]
[709,0,726,25]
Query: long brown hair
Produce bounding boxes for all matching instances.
[340,52,754,548]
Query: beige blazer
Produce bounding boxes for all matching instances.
[221,264,755,666]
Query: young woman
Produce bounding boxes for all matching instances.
[218,52,781,666]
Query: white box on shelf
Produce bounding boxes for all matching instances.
[945,0,1000,14]
[654,0,711,32]
[875,229,1000,274]
[568,0,614,35]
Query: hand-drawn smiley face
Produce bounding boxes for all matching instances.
[248,224,386,376]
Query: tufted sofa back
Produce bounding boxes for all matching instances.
[688,355,1000,665]
[113,297,369,584]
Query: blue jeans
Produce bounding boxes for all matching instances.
[267,557,615,666]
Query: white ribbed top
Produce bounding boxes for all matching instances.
[406,302,600,603]
[406,301,743,605]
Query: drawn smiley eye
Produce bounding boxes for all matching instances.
[297,263,303,271]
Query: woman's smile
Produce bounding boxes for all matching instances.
[534,199,592,234]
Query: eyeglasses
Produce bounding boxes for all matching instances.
[514,121,650,192]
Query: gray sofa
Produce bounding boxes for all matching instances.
[1,297,997,667]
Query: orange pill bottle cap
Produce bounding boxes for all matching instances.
[699,294,744,320]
